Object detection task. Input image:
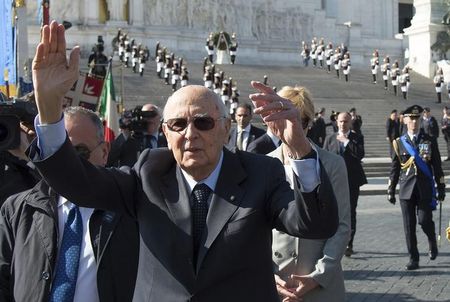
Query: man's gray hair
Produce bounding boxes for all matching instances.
[64,106,105,141]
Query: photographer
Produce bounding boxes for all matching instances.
[0,93,40,205]
[107,103,167,167]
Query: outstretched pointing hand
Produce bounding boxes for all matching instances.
[32,20,80,124]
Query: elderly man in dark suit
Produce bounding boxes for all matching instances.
[27,21,338,302]
[324,112,367,257]
[226,103,265,151]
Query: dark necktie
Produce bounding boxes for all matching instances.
[49,204,83,302]
[191,184,211,261]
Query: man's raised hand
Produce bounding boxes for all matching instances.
[32,21,80,124]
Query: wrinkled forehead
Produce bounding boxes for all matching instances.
[164,86,221,119]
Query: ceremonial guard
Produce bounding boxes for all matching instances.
[163,53,173,85]
[171,59,180,91]
[230,85,240,121]
[391,61,400,96]
[381,56,391,90]
[434,68,444,103]
[221,79,232,114]
[229,33,238,64]
[333,47,342,78]
[399,67,410,100]
[124,38,132,67]
[131,43,139,73]
[317,38,325,68]
[180,65,189,88]
[342,53,351,82]
[203,65,213,89]
[138,49,146,77]
[388,105,445,270]
[205,33,215,63]
[325,42,334,73]
[311,37,318,67]
[118,34,125,63]
[370,50,379,84]
[263,75,269,85]
[155,49,164,78]
[154,41,160,59]
[213,72,222,95]
[301,41,310,67]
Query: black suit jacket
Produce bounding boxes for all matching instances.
[31,139,338,302]
[0,181,139,302]
[323,131,367,188]
[226,124,265,151]
[389,132,445,201]
[420,116,439,139]
[247,133,278,155]
[386,118,400,141]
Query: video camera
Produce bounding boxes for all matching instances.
[0,96,38,150]
[120,105,159,134]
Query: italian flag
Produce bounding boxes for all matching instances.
[98,62,119,142]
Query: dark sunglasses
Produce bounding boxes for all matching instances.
[164,116,225,132]
[74,141,103,160]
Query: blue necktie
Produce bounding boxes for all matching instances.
[49,204,83,302]
[192,184,211,261]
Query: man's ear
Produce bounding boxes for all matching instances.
[222,118,232,144]
[162,124,172,150]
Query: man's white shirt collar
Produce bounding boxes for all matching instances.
[181,150,224,193]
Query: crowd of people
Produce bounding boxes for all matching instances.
[1,21,450,302]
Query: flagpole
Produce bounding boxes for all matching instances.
[42,0,49,26]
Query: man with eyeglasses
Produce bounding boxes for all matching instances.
[226,103,265,151]
[0,106,139,302]
[26,21,338,302]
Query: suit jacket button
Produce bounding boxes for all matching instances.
[41,271,50,280]
[274,251,282,258]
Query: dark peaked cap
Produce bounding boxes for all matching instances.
[403,105,423,117]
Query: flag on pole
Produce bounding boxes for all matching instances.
[98,62,119,142]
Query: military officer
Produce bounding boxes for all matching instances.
[381,56,390,90]
[388,105,446,271]
[370,50,379,84]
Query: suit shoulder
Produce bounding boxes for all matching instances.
[251,125,266,136]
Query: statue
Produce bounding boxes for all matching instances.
[431,0,450,60]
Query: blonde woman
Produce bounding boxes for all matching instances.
[270,86,350,302]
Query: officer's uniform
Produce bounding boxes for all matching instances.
[325,43,333,73]
[333,48,341,78]
[388,105,446,270]
[381,57,390,90]
[391,62,400,96]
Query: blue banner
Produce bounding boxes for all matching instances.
[0,0,16,88]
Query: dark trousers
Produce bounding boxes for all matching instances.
[444,133,450,158]
[347,185,360,248]
[400,188,436,261]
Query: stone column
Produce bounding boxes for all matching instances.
[129,0,144,27]
[82,0,99,25]
[403,0,448,78]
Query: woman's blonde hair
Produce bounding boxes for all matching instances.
[277,85,315,129]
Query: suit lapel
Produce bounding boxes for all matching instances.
[161,165,193,237]
[195,149,246,273]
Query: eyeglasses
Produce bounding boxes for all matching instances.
[164,116,225,132]
[74,141,104,160]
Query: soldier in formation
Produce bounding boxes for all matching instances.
[342,53,351,82]
[370,50,379,84]
[381,56,390,90]
[434,68,445,103]
[229,33,238,64]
